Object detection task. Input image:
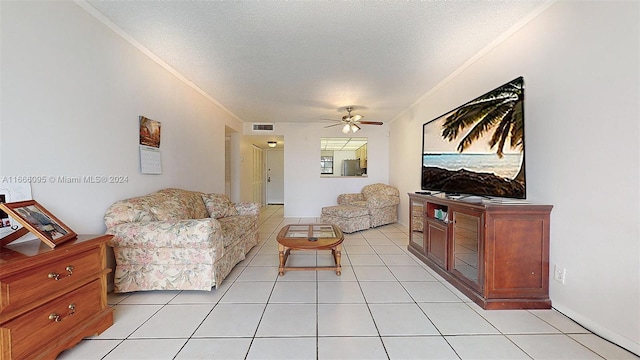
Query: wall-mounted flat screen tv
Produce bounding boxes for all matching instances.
[421,76,526,199]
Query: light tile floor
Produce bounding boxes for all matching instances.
[58,205,639,360]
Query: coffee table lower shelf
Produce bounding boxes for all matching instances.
[278,246,342,276]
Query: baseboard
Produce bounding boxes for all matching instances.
[553,304,639,356]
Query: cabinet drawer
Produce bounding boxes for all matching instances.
[1,280,103,360]
[0,249,101,316]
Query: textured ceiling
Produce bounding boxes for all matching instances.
[84,0,547,125]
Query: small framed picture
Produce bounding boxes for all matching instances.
[0,194,11,228]
[0,200,76,248]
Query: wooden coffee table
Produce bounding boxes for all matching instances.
[276,224,344,276]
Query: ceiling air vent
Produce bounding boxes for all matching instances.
[252,123,274,132]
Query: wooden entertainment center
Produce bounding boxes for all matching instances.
[408,193,553,310]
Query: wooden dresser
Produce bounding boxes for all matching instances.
[0,234,113,359]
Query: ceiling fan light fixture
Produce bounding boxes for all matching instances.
[267,141,277,148]
[324,106,382,132]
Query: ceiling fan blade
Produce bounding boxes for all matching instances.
[324,123,343,128]
[358,121,384,125]
[321,118,341,122]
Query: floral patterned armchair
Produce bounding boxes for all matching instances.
[104,188,259,293]
[337,183,400,227]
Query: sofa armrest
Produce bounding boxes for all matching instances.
[235,202,260,216]
[338,193,365,205]
[106,218,223,249]
[366,195,400,209]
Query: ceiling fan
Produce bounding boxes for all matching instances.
[323,106,383,133]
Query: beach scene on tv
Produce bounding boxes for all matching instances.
[422,77,525,199]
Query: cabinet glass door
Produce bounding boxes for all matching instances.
[409,200,425,252]
[452,211,481,286]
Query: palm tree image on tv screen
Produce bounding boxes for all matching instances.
[422,77,525,199]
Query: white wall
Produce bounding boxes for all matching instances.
[0,1,242,233]
[390,1,639,354]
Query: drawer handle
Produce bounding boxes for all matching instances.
[48,272,60,281]
[47,265,74,281]
[48,303,76,322]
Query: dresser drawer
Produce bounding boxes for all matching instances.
[1,279,103,359]
[0,249,101,316]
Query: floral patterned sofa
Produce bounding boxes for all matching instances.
[321,183,400,233]
[104,188,259,293]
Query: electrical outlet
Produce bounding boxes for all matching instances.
[553,265,566,284]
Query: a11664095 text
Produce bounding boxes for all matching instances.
[1,175,129,184]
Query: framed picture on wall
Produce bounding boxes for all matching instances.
[0,200,76,248]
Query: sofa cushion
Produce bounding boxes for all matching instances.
[149,206,184,221]
[346,200,368,208]
[337,193,365,205]
[362,183,400,198]
[202,193,239,219]
[159,188,209,219]
[218,215,254,248]
[366,195,400,209]
[321,212,370,234]
[104,191,167,228]
[107,218,222,248]
[148,194,192,221]
[321,205,369,217]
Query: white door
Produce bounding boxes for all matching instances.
[266,149,284,204]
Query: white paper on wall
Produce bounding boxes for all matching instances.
[140,145,162,174]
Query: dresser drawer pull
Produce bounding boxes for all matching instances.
[48,303,76,322]
[47,266,74,281]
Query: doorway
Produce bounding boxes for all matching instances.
[241,135,284,206]
[266,149,284,204]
